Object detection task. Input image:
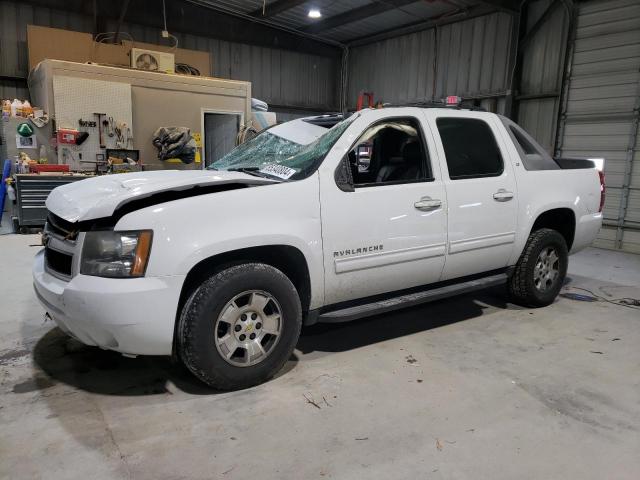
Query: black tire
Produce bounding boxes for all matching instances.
[508,228,568,307]
[178,263,301,390]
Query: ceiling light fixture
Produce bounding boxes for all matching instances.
[308,8,322,18]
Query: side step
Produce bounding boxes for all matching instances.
[317,273,508,324]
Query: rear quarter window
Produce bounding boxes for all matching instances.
[499,116,559,170]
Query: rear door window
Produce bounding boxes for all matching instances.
[436,118,503,180]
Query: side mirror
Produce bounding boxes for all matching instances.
[335,156,354,192]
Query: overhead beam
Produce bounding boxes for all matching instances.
[250,0,308,18]
[476,0,519,14]
[303,0,419,34]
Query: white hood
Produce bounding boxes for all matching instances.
[46,170,274,222]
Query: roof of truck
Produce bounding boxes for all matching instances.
[302,104,490,128]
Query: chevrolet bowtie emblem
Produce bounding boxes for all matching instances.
[245,324,253,333]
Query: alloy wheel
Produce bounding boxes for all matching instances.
[533,246,560,292]
[214,290,283,367]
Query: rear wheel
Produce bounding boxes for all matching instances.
[508,228,568,307]
[178,263,302,390]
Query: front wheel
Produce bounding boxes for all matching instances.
[508,228,568,307]
[178,263,302,390]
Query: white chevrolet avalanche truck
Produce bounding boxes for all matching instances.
[34,106,604,390]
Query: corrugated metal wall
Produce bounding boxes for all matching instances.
[557,0,640,253]
[0,0,339,110]
[109,19,339,110]
[0,1,94,99]
[516,0,569,153]
[346,12,514,112]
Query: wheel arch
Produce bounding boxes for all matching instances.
[172,245,312,356]
[530,208,576,250]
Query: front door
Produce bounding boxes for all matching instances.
[427,110,518,280]
[319,110,448,305]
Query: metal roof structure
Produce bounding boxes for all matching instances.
[191,0,519,44]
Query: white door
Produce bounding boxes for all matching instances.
[319,109,448,305]
[426,110,518,280]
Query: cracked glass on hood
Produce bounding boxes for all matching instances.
[210,116,354,180]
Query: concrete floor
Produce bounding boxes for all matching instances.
[1,235,639,480]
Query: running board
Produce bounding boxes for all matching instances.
[317,273,508,324]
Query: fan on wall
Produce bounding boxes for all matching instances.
[135,52,159,71]
[130,48,175,74]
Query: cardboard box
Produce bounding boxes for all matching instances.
[27,25,211,77]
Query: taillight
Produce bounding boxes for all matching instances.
[598,170,605,213]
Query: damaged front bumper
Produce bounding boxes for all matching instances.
[33,250,184,356]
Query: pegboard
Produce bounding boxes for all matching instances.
[53,75,133,170]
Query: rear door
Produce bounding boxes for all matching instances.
[426,110,519,280]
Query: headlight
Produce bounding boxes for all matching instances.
[81,230,153,278]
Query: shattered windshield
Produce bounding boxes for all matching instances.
[210,116,354,180]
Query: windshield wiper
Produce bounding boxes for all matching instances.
[227,167,283,181]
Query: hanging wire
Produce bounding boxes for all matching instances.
[161,0,179,50]
[162,0,168,31]
[94,31,135,43]
[175,63,201,75]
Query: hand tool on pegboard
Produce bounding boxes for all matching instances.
[94,112,106,148]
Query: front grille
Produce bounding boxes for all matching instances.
[46,213,78,240]
[45,247,73,277]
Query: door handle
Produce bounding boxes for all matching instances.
[493,189,514,202]
[414,197,442,211]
